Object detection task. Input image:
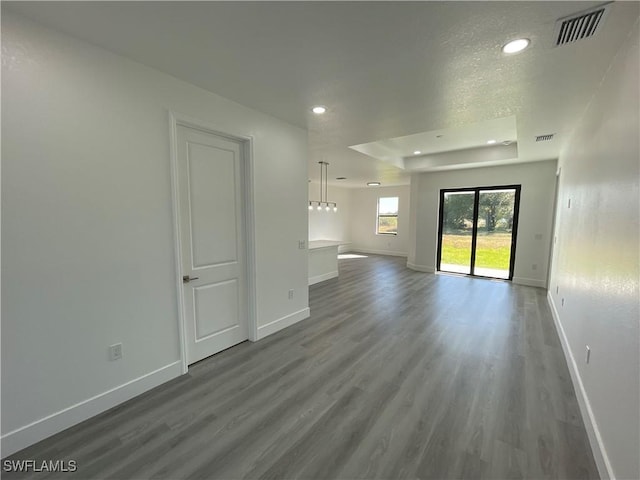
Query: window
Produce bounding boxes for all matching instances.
[377,197,399,235]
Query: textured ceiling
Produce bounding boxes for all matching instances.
[4,1,639,187]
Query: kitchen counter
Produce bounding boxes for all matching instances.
[308,240,347,285]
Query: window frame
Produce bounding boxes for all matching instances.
[376,196,399,236]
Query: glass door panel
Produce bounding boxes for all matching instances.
[474,189,517,279]
[439,191,475,275]
[437,185,520,280]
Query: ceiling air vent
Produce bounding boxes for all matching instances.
[554,3,612,47]
[536,134,554,142]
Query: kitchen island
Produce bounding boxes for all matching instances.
[308,240,345,285]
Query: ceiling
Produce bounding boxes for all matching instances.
[5,1,639,187]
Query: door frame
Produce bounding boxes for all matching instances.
[546,167,561,291]
[169,111,257,374]
[436,184,521,280]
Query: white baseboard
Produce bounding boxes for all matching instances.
[547,292,613,480]
[406,262,435,273]
[1,360,183,458]
[337,244,352,254]
[256,307,310,340]
[513,276,546,288]
[308,271,338,286]
[350,248,408,257]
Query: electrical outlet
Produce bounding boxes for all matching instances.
[288,289,294,300]
[109,343,123,361]
[534,233,543,240]
[298,240,306,250]
[556,285,559,294]
[561,298,565,307]
[585,345,591,364]
[568,198,571,208]
[532,264,537,271]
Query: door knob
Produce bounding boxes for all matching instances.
[183,275,199,283]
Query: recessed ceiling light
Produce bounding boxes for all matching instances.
[502,38,530,54]
[487,139,497,144]
[336,177,347,180]
[367,182,381,186]
[311,106,326,114]
[413,150,421,155]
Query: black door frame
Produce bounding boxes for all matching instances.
[436,185,521,280]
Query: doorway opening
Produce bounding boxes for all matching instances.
[436,185,521,280]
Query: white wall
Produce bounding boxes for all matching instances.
[349,185,411,257]
[548,21,639,480]
[408,161,557,287]
[308,183,351,248]
[1,12,309,456]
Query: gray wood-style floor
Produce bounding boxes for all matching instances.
[4,254,599,480]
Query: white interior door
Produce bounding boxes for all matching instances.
[176,125,248,365]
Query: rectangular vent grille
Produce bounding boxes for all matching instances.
[554,3,611,46]
[536,134,554,142]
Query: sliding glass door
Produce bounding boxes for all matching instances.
[437,186,520,280]
[439,191,476,275]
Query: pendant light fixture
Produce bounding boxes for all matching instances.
[308,161,337,212]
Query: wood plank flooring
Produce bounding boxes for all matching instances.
[4,254,599,479]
